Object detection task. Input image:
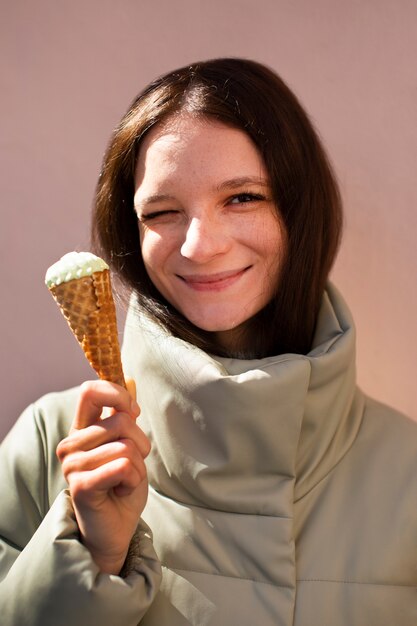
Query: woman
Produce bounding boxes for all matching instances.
[1,59,416,625]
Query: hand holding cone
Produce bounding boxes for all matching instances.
[45,252,126,388]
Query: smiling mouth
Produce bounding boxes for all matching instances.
[178,267,251,291]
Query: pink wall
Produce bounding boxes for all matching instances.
[1,0,416,440]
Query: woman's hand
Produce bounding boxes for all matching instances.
[56,380,151,575]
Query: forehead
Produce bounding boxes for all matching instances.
[139,114,251,156]
[143,112,234,142]
[135,114,267,187]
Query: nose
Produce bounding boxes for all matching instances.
[180,215,230,262]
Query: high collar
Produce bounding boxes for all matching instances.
[122,284,364,512]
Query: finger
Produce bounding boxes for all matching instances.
[105,378,140,420]
[74,380,139,430]
[61,438,148,481]
[58,413,151,459]
[71,457,144,501]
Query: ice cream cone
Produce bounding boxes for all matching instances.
[45,253,126,388]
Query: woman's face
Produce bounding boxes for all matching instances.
[134,114,286,350]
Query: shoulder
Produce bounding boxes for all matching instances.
[0,386,81,515]
[361,394,417,443]
[32,386,80,430]
[351,393,417,479]
[2,387,81,497]
[26,386,81,451]
[2,386,80,454]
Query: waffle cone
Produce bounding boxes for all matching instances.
[49,270,126,388]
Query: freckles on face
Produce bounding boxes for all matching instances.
[133,114,286,345]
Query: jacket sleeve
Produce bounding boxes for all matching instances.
[0,395,161,626]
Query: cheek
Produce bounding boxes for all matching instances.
[257,217,285,256]
[139,231,159,276]
[139,229,177,279]
[261,223,286,282]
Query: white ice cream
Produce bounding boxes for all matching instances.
[45,251,109,288]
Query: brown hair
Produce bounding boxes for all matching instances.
[92,58,343,358]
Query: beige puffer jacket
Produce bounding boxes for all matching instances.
[0,284,416,625]
[123,284,417,625]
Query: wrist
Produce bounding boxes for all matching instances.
[83,541,129,575]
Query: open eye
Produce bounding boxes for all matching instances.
[229,192,265,205]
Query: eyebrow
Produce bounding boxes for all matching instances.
[134,176,271,211]
[135,194,175,209]
[216,176,270,191]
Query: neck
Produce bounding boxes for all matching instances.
[211,324,251,358]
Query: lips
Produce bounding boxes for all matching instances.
[177,267,250,291]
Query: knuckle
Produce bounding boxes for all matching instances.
[60,452,82,481]
[79,380,94,395]
[79,380,100,401]
[117,438,135,457]
[70,472,95,499]
[56,437,70,461]
[118,456,132,473]
[70,478,88,501]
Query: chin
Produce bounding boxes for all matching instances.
[186,316,244,333]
